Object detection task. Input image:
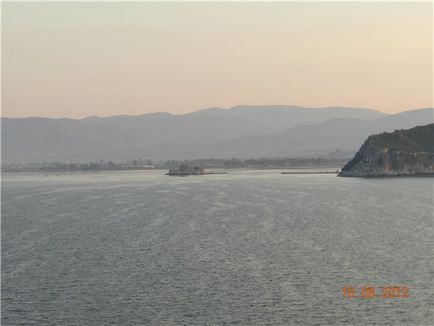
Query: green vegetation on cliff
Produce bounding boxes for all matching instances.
[366,124,433,152]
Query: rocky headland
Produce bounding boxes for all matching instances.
[339,124,433,177]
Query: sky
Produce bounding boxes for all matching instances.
[2,2,433,118]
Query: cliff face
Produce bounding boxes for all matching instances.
[339,124,434,177]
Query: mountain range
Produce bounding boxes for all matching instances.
[2,105,433,163]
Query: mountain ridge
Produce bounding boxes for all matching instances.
[2,104,384,120]
[2,105,432,163]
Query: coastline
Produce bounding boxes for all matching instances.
[338,172,434,178]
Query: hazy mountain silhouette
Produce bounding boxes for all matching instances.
[196,108,434,159]
[2,105,432,163]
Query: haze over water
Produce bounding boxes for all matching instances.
[2,170,433,325]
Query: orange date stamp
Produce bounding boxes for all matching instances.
[342,286,409,299]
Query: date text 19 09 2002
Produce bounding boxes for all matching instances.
[342,286,409,299]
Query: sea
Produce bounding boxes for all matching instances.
[2,170,433,325]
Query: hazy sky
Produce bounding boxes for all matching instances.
[2,2,433,118]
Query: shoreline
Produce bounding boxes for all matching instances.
[338,173,434,178]
[1,165,344,174]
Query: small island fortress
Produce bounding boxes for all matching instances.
[339,124,434,177]
[166,164,228,176]
[167,164,204,176]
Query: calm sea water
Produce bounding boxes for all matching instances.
[2,170,433,325]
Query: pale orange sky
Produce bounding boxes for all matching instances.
[2,2,433,118]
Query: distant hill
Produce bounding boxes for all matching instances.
[2,105,432,163]
[202,108,434,158]
[339,124,434,177]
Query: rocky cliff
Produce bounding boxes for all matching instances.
[339,124,434,177]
